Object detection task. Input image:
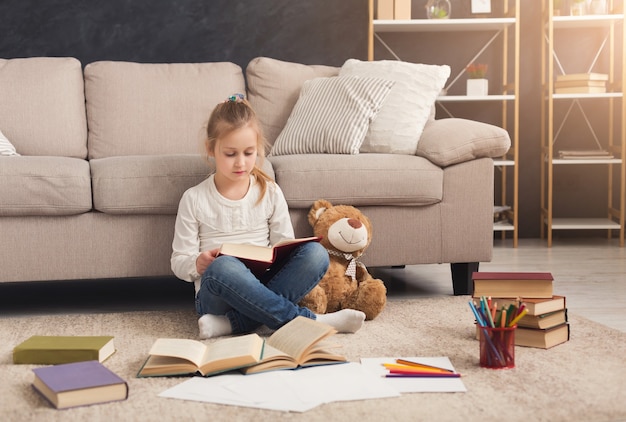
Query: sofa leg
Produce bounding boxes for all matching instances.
[450,262,479,296]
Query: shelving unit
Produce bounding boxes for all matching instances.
[540,0,625,247]
[367,0,520,246]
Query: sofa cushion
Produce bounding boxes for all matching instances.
[0,156,91,216]
[246,57,339,146]
[268,154,442,208]
[416,118,511,167]
[84,61,246,159]
[339,59,450,155]
[0,129,19,156]
[91,155,275,214]
[270,76,394,155]
[0,57,87,158]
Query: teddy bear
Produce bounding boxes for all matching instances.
[299,199,387,320]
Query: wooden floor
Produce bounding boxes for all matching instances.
[374,237,626,333]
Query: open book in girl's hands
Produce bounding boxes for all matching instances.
[218,236,321,277]
[241,316,346,375]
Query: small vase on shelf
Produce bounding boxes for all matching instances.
[425,0,451,19]
[570,0,587,16]
[466,79,489,96]
[466,63,489,96]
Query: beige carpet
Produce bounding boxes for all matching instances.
[2,295,625,422]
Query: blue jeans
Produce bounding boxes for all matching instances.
[195,241,329,334]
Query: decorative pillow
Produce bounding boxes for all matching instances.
[416,118,511,167]
[271,76,394,155]
[246,57,339,146]
[340,59,450,155]
[0,129,19,156]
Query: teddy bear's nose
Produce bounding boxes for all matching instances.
[347,218,362,229]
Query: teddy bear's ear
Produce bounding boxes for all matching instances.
[308,199,333,227]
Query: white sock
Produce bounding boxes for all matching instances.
[198,314,232,339]
[316,309,365,333]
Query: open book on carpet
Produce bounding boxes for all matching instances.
[241,316,346,374]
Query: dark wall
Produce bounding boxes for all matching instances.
[1,0,368,67]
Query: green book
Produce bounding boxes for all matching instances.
[13,336,115,364]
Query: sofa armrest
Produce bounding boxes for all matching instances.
[415,118,511,167]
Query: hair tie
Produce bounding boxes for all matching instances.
[227,93,245,103]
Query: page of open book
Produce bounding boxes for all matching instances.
[149,338,207,366]
[267,317,337,363]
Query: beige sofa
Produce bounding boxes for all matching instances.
[0,56,510,295]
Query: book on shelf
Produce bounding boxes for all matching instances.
[517,309,568,330]
[555,86,607,94]
[241,316,346,375]
[137,333,265,377]
[32,360,128,409]
[516,323,570,349]
[493,296,566,316]
[218,236,321,277]
[493,205,511,224]
[554,79,607,89]
[555,72,609,82]
[558,150,614,159]
[472,272,554,299]
[13,335,115,364]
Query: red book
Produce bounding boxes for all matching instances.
[32,360,128,409]
[218,236,321,278]
[472,272,554,299]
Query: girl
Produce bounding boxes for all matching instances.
[171,94,365,339]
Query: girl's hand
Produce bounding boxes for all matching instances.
[196,248,219,275]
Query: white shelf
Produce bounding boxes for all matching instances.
[551,92,623,100]
[493,222,515,232]
[552,14,624,29]
[552,158,622,165]
[437,94,515,102]
[494,159,515,166]
[547,218,621,230]
[374,18,516,32]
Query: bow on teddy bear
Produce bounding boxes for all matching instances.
[299,199,387,320]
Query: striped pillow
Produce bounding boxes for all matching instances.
[270,76,394,155]
[0,129,19,156]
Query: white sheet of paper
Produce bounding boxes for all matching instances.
[277,362,400,404]
[360,357,467,393]
[159,373,320,412]
[158,362,400,412]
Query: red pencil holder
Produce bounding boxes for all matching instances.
[479,325,516,369]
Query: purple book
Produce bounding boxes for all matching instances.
[32,360,128,409]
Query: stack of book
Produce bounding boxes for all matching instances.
[554,72,608,94]
[472,272,570,349]
[558,149,614,160]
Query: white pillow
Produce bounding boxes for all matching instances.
[0,129,19,156]
[340,59,450,155]
[270,75,394,155]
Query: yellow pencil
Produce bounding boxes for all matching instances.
[508,308,529,327]
[383,363,451,374]
[394,359,454,373]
